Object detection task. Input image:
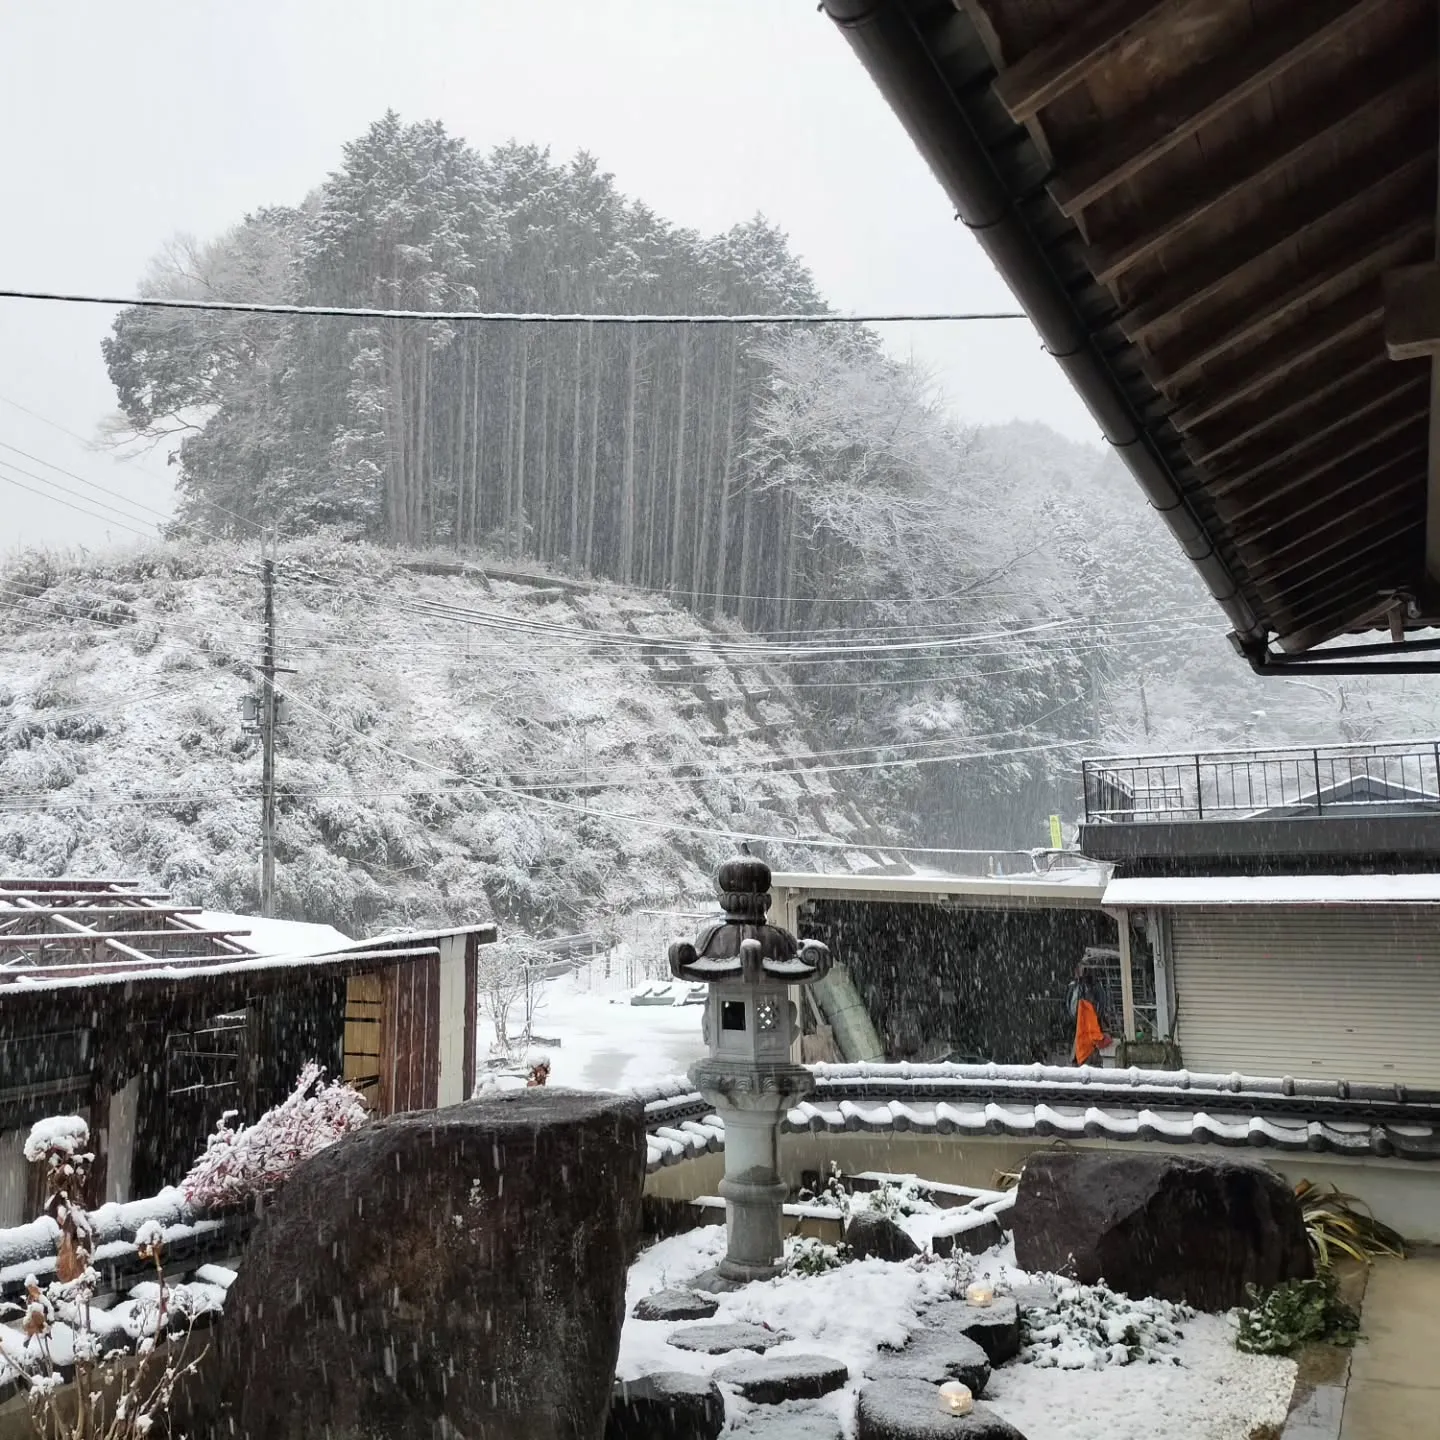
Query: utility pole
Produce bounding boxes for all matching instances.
[260,558,277,918]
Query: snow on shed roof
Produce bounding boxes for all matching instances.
[1103,874,1440,908]
[195,911,353,955]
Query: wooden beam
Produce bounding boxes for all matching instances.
[1207,379,1429,499]
[1186,349,1391,467]
[1246,503,1419,587]
[1271,550,1425,649]
[990,0,1172,123]
[1086,56,1434,287]
[1168,285,1384,433]
[0,930,252,946]
[1121,148,1434,345]
[1146,220,1430,392]
[1228,448,1426,547]
[1050,0,1390,218]
[1219,428,1427,528]
[1384,262,1440,359]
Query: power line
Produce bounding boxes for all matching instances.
[0,288,1030,326]
[0,466,157,540]
[0,391,273,541]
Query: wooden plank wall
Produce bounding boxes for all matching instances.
[381,956,441,1114]
[343,973,384,1107]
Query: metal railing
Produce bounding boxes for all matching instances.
[1082,738,1440,823]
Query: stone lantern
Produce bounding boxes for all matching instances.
[669,857,830,1287]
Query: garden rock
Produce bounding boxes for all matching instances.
[846,1209,920,1262]
[857,1381,1028,1440]
[728,1401,845,1440]
[634,1289,721,1322]
[930,1216,1004,1259]
[668,1322,793,1355]
[926,1299,1020,1366]
[715,1354,850,1404]
[210,1089,645,1440]
[607,1372,726,1440]
[1010,1151,1312,1311]
[870,1332,991,1395]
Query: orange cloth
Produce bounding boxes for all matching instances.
[1074,997,1107,1066]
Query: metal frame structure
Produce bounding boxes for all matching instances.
[0,877,256,980]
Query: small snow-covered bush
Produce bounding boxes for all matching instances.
[1234,1274,1359,1356]
[787,1237,851,1277]
[1020,1278,1192,1369]
[181,1063,369,1212]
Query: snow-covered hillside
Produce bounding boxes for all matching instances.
[0,537,890,936]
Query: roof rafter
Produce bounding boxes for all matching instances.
[1143,220,1432,392]
[1085,54,1434,287]
[1050,0,1390,218]
[1208,378,1430,499]
[1229,450,1427,548]
[1168,286,1385,432]
[1121,147,1435,345]
[985,0,1174,123]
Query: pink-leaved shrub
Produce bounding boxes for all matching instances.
[181,1063,369,1212]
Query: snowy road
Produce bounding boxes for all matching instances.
[486,973,707,1093]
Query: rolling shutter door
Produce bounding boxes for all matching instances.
[1170,906,1440,1085]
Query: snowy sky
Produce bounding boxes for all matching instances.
[0,0,1098,549]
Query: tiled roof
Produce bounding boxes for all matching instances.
[635,1063,1440,1172]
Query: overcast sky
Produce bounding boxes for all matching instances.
[0,0,1097,551]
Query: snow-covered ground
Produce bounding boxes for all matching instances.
[480,967,707,1092]
[622,1227,1296,1440]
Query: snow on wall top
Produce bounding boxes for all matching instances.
[1103,873,1440,907]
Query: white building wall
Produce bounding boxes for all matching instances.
[435,935,468,1107]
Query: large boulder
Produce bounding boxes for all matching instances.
[211,1088,645,1440]
[1010,1151,1312,1311]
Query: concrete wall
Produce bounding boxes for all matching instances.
[644,1132,1440,1243]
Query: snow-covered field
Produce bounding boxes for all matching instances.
[623,1227,1296,1440]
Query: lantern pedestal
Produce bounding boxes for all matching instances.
[690,1060,815,1287]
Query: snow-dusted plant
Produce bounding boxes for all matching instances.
[23,1118,94,1285]
[181,1062,369,1212]
[1020,1277,1192,1370]
[2,1122,208,1439]
[786,1237,851,1277]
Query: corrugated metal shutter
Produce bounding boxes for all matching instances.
[1171,906,1440,1085]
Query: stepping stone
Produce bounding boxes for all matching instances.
[715,1354,849,1404]
[608,1372,725,1440]
[846,1210,920,1263]
[856,1380,1029,1440]
[869,1333,990,1395]
[667,1322,792,1355]
[924,1298,1021,1366]
[633,1289,721,1322]
[728,1401,845,1440]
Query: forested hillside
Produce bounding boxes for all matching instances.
[87,111,1440,862]
[0,538,898,934]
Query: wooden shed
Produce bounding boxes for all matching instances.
[0,878,495,1219]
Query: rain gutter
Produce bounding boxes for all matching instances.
[820,0,1267,652]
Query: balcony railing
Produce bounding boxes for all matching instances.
[1082,738,1440,823]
